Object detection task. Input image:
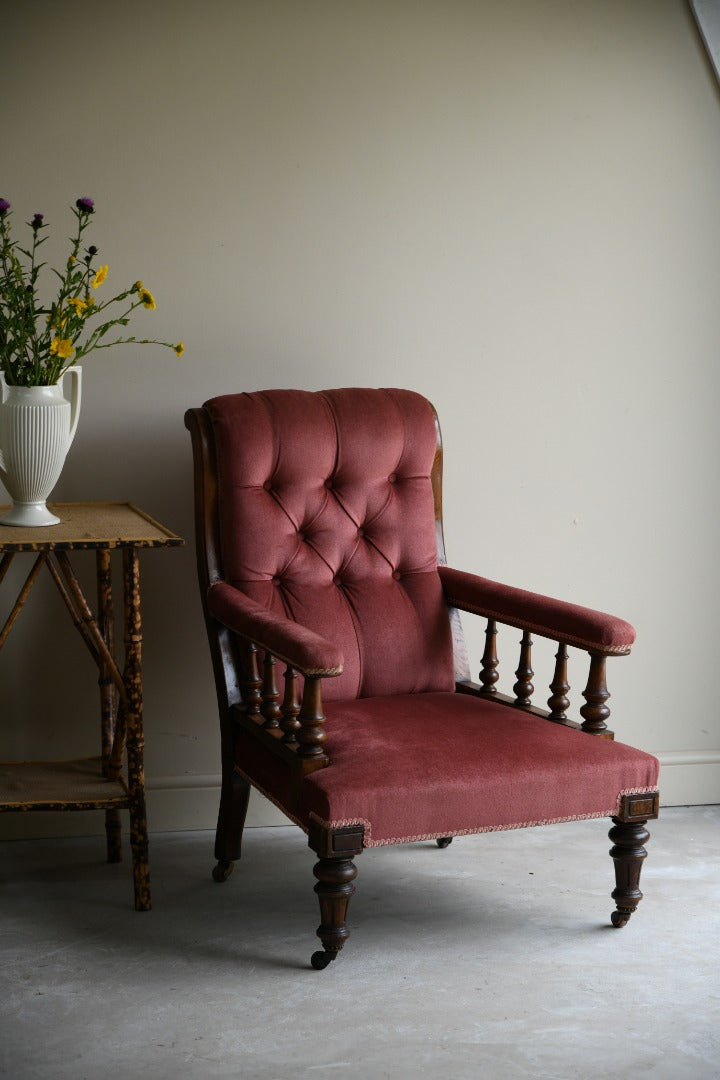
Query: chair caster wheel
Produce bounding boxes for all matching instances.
[212,860,234,883]
[310,950,337,970]
[436,837,453,849]
[611,909,631,928]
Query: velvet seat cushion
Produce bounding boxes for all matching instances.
[235,693,660,847]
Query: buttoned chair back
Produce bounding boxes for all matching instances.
[204,387,455,701]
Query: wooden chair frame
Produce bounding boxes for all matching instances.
[185,403,658,969]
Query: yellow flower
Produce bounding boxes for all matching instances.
[67,297,89,316]
[49,338,74,359]
[92,264,109,289]
[173,341,185,356]
[134,280,143,291]
[139,287,156,310]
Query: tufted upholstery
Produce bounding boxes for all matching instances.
[204,387,455,701]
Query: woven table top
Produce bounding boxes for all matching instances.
[0,502,183,551]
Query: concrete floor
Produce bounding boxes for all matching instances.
[1,805,718,1080]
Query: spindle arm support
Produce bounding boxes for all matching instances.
[439,566,635,657]
[208,582,344,677]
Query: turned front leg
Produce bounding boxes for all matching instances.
[608,817,650,927]
[308,822,364,969]
[311,855,358,968]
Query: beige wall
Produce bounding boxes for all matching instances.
[1,0,718,838]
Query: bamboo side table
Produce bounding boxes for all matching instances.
[0,502,183,910]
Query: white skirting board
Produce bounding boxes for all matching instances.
[653,751,720,808]
[1,754,718,840]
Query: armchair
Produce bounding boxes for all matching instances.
[185,388,659,969]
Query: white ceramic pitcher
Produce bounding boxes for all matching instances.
[0,367,82,527]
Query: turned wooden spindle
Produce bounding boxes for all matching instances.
[580,652,611,735]
[243,642,263,719]
[513,630,534,707]
[296,676,327,760]
[280,665,301,744]
[547,642,571,722]
[479,618,499,696]
[261,652,282,728]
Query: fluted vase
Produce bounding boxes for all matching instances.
[0,367,82,527]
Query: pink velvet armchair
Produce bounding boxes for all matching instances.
[185,388,659,969]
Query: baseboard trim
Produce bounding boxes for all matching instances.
[144,775,288,831]
[1,753,718,840]
[653,750,720,807]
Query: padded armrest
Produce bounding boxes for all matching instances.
[208,582,344,677]
[438,566,635,655]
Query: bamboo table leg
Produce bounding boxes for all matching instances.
[123,547,151,912]
[97,549,122,864]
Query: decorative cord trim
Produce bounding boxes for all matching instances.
[308,787,659,848]
[232,770,657,850]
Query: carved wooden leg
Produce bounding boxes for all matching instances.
[308,822,364,969]
[436,837,453,849]
[311,855,358,969]
[212,769,251,883]
[608,817,650,927]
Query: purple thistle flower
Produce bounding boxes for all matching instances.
[0,198,10,217]
[31,213,44,230]
[75,196,95,213]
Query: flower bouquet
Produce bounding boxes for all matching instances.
[0,195,183,386]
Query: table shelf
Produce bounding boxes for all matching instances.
[0,757,128,812]
[0,502,182,909]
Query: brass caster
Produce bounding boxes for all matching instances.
[212,859,234,883]
[310,950,337,970]
[436,837,453,849]
[611,909,632,928]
